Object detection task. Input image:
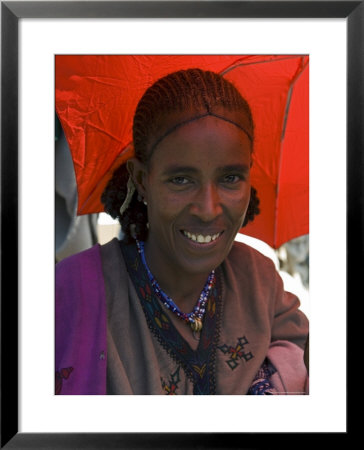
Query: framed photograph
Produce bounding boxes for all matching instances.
[2,1,360,447]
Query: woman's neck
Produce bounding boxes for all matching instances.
[142,240,213,313]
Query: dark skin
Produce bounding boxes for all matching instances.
[128,115,252,315]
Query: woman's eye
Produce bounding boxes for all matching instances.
[223,174,241,184]
[170,176,190,185]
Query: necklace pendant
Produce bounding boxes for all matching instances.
[193,330,201,341]
[190,317,203,333]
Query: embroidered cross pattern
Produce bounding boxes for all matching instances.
[218,336,254,370]
[161,366,181,395]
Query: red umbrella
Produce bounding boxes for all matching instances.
[55,55,308,249]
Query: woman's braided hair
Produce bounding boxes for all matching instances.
[101,68,260,242]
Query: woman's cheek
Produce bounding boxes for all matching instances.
[149,191,183,222]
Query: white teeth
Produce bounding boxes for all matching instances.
[183,231,221,243]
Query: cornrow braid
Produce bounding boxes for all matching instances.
[243,186,260,227]
[101,68,260,241]
[133,68,254,163]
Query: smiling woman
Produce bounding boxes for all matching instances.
[55,68,309,395]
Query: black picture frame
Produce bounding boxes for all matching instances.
[1,1,360,448]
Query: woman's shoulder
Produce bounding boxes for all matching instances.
[56,243,102,277]
[56,238,122,271]
[222,239,282,291]
[227,239,278,272]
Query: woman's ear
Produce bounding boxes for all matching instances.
[127,158,147,199]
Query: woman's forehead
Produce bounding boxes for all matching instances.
[148,115,252,170]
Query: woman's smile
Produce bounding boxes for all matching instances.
[180,229,224,245]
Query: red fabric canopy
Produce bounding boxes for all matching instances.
[55,55,309,249]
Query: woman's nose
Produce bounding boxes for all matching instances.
[189,184,223,222]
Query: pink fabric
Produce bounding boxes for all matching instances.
[268,340,309,394]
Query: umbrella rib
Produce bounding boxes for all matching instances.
[280,57,309,142]
[220,55,305,76]
[274,56,309,248]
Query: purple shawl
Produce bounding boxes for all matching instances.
[55,244,107,394]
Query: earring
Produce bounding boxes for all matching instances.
[137,193,147,205]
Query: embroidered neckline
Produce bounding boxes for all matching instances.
[119,240,223,394]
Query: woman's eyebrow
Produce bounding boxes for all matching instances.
[162,164,250,176]
[162,165,200,176]
[219,164,250,174]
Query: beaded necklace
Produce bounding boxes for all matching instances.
[136,240,215,334]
